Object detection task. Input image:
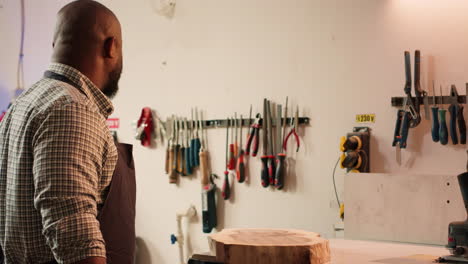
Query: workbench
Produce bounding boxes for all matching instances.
[330,239,448,264]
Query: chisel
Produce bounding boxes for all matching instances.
[261,99,269,188]
[439,86,449,145]
[169,117,178,183]
[431,81,440,142]
[193,108,201,166]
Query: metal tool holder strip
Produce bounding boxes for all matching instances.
[202,117,310,128]
[392,82,468,107]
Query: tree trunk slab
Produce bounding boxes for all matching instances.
[209,229,330,264]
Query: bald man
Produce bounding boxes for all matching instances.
[0,1,131,263]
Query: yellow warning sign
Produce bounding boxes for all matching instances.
[356,114,375,123]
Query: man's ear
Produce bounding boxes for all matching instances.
[104,37,117,59]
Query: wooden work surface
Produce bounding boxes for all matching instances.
[209,229,330,264]
[330,239,449,264]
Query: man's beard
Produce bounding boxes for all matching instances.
[102,60,122,99]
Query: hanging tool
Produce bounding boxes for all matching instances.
[403,51,420,128]
[177,118,186,176]
[228,118,236,170]
[169,117,178,184]
[245,114,261,157]
[283,106,300,152]
[431,81,440,142]
[261,99,270,188]
[202,174,218,233]
[200,112,210,185]
[440,86,449,145]
[165,117,174,174]
[236,114,246,183]
[184,118,192,175]
[392,109,410,149]
[449,85,467,145]
[414,50,430,121]
[266,101,276,185]
[234,113,239,158]
[276,97,287,189]
[222,118,231,200]
[192,108,201,167]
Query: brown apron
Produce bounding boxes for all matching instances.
[42,72,137,264]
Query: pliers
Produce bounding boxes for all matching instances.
[245,114,261,156]
[283,107,300,152]
[449,85,466,145]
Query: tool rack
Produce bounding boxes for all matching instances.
[391,83,468,107]
[201,117,310,128]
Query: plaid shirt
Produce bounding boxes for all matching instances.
[0,63,117,263]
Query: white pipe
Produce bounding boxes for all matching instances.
[175,205,196,264]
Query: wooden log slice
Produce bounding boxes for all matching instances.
[209,229,330,264]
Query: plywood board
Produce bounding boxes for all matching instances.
[344,173,466,245]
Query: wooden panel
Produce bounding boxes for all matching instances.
[344,173,466,245]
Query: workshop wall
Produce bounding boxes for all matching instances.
[2,0,468,263]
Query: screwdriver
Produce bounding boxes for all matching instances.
[234,113,239,158]
[439,86,449,145]
[199,112,210,186]
[236,115,246,183]
[184,118,192,175]
[275,97,288,189]
[222,117,231,200]
[169,117,178,183]
[177,119,186,175]
[228,118,236,170]
[193,108,201,167]
[431,81,439,142]
[266,101,276,185]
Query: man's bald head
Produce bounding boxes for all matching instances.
[52,0,123,98]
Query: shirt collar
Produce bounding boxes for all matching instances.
[47,63,114,118]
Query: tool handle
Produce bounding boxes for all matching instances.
[268,156,276,185]
[190,139,196,168]
[193,138,201,166]
[177,147,184,175]
[245,127,255,155]
[275,153,286,190]
[229,144,236,170]
[431,107,440,142]
[222,171,230,200]
[399,112,410,149]
[200,151,209,186]
[165,148,170,174]
[404,51,412,95]
[252,127,260,157]
[459,106,466,144]
[236,150,246,183]
[169,147,178,184]
[439,109,449,145]
[392,110,403,147]
[449,105,459,145]
[261,156,269,188]
[185,147,192,175]
[233,142,239,158]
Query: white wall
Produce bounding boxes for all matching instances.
[2,0,468,263]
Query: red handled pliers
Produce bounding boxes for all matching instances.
[283,107,300,152]
[245,114,261,156]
